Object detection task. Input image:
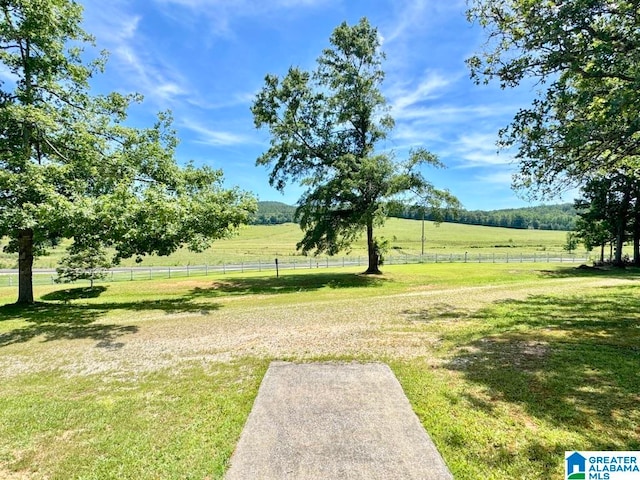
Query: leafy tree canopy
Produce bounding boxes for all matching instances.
[56,243,111,288]
[252,18,456,273]
[467,0,640,198]
[0,0,256,304]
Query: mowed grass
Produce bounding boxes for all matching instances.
[0,263,639,479]
[0,218,572,268]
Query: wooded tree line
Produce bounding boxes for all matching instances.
[252,201,577,231]
[251,202,297,225]
[392,204,576,231]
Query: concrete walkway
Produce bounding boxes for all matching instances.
[225,362,453,479]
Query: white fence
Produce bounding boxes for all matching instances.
[0,252,590,287]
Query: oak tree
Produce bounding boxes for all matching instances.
[0,0,256,304]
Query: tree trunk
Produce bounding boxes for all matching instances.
[614,231,625,266]
[634,216,640,267]
[17,229,35,305]
[609,242,613,262]
[633,204,640,266]
[364,219,381,274]
[613,189,631,267]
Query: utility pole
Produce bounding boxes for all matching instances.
[421,209,425,256]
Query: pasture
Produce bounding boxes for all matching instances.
[1,263,638,479]
[0,218,573,269]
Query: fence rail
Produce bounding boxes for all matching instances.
[0,252,590,288]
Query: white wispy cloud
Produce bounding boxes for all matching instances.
[449,132,515,168]
[82,2,190,105]
[388,101,519,151]
[151,0,335,37]
[179,118,255,147]
[185,91,257,111]
[475,171,515,185]
[382,0,466,44]
[387,71,453,121]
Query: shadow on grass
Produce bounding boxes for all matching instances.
[0,272,383,349]
[41,286,108,302]
[0,302,137,349]
[446,288,640,455]
[538,264,640,280]
[0,298,221,349]
[188,272,388,297]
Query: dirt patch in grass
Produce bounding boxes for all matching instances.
[0,274,630,379]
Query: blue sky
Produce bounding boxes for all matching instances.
[80,0,564,211]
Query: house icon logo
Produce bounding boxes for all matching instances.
[566,452,586,479]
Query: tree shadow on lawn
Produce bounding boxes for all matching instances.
[188,271,388,298]
[41,286,109,301]
[0,287,222,349]
[445,287,640,453]
[538,264,640,280]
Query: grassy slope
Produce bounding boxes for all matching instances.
[0,218,571,268]
[1,263,638,479]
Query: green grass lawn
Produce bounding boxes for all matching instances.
[0,218,575,268]
[0,263,638,479]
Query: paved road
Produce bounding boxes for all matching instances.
[225,362,453,480]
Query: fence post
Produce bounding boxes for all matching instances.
[130,268,133,281]
[149,268,152,280]
[435,253,438,263]
[168,267,171,279]
[205,264,208,276]
[187,265,190,277]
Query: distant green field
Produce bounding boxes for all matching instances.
[0,218,577,269]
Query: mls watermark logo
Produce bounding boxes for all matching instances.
[566,451,640,480]
[566,452,587,479]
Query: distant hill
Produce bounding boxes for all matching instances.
[252,201,577,231]
[414,203,577,231]
[252,201,297,224]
